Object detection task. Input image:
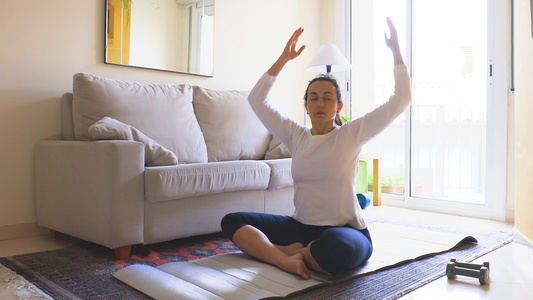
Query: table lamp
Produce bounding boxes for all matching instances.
[306,44,352,74]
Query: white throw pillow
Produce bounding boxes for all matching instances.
[264,137,291,160]
[193,86,271,162]
[89,117,178,166]
[72,73,207,164]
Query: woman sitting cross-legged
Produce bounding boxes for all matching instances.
[221,17,411,280]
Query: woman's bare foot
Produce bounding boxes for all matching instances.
[231,226,310,279]
[278,252,311,280]
[275,242,305,256]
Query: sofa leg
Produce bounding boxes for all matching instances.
[50,230,62,239]
[114,245,132,260]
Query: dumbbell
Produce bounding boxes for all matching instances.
[450,258,490,270]
[446,258,490,285]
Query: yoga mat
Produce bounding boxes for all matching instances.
[114,221,478,299]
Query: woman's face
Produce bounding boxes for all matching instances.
[305,80,343,124]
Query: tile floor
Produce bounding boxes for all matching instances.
[0,207,532,299]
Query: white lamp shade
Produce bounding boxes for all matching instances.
[306,44,352,73]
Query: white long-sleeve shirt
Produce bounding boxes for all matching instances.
[249,64,411,229]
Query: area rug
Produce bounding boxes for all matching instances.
[0,212,512,300]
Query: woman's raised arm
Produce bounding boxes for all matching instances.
[267,28,306,77]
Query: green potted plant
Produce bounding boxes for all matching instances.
[368,174,405,195]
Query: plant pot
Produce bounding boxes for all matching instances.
[368,185,423,196]
[368,185,405,195]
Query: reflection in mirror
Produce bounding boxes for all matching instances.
[106,0,214,76]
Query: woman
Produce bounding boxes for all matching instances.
[221,18,410,280]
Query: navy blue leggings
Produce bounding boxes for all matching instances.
[220,212,373,275]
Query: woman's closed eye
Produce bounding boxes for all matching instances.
[308,95,332,101]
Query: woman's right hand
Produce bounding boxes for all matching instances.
[268,28,306,76]
[282,27,306,62]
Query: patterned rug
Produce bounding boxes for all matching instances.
[0,220,512,299]
[0,233,238,299]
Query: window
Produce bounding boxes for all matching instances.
[350,0,507,220]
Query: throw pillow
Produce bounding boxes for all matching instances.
[265,137,291,160]
[72,73,207,164]
[88,117,178,166]
[192,86,271,162]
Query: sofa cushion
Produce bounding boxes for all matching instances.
[72,73,208,164]
[192,86,271,162]
[145,161,271,203]
[262,158,293,190]
[88,117,178,166]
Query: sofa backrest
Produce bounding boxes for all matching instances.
[192,86,271,162]
[71,73,208,164]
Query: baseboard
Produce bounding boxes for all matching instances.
[512,227,533,247]
[0,222,49,241]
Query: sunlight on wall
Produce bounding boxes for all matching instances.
[514,0,533,241]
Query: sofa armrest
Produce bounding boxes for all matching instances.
[35,140,145,249]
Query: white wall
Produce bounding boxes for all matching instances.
[0,0,322,230]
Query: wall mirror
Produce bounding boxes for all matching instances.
[105,0,214,76]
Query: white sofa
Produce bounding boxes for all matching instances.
[35,73,294,259]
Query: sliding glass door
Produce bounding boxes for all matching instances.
[350,0,507,220]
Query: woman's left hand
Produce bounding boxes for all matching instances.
[384,17,404,65]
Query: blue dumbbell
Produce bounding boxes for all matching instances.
[356,193,370,209]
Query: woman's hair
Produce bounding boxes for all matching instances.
[304,75,344,126]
